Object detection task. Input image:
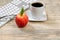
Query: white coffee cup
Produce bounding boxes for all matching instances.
[30,2,45,20]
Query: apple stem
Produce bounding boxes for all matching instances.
[20,8,24,16]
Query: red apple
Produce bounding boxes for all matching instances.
[15,8,28,28]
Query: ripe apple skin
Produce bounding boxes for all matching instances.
[15,13,28,28]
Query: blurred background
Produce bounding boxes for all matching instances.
[0,0,12,7]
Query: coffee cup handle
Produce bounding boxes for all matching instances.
[24,3,30,11]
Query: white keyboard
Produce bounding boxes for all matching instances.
[0,0,37,27]
[0,3,20,17]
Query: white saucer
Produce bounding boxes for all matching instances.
[26,10,47,21]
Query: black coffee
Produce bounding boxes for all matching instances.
[32,2,43,7]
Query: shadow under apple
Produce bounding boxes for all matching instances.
[20,23,36,34]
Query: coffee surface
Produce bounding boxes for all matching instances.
[32,2,43,7]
